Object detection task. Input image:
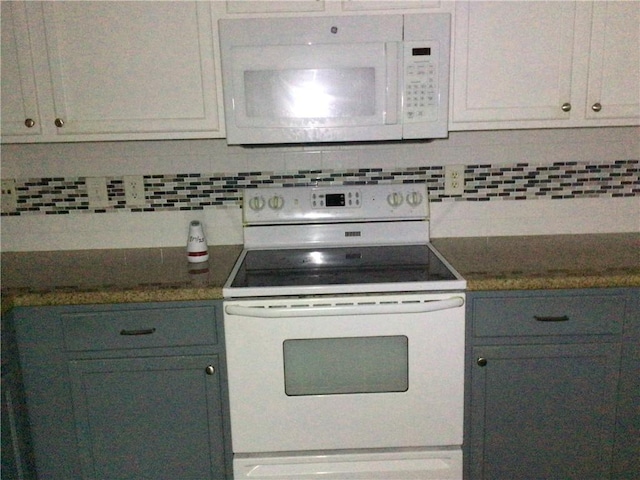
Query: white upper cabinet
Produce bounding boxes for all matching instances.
[341,1,440,11]
[225,1,325,14]
[223,0,442,15]
[1,2,43,138]
[1,1,224,143]
[451,1,639,131]
[451,1,576,126]
[584,1,640,123]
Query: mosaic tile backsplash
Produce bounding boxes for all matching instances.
[2,159,638,216]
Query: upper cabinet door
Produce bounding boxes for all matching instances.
[584,1,640,123]
[226,1,325,14]
[1,2,45,138]
[341,1,440,11]
[451,1,577,128]
[40,1,221,139]
[1,1,224,143]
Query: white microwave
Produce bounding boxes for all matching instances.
[219,14,450,145]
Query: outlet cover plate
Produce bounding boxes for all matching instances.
[1,179,17,212]
[444,165,465,196]
[123,175,146,207]
[86,177,109,208]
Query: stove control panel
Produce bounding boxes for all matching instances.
[243,184,429,224]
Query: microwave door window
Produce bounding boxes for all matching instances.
[244,68,376,122]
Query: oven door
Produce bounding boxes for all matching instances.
[223,293,465,454]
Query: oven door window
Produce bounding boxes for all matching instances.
[283,336,408,396]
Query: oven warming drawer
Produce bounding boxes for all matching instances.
[234,448,463,479]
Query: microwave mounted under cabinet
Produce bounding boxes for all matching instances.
[218,14,451,145]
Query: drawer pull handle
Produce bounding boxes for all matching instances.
[120,328,157,336]
[533,315,570,322]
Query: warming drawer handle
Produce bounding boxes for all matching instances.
[225,296,464,318]
[119,328,157,336]
[533,315,570,322]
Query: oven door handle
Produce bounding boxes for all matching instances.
[225,296,464,318]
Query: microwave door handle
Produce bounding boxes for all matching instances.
[225,296,464,318]
[384,42,400,125]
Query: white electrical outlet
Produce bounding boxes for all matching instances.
[444,164,465,196]
[1,179,17,212]
[123,175,146,207]
[85,177,109,208]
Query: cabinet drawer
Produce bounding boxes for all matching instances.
[62,305,217,351]
[472,294,625,338]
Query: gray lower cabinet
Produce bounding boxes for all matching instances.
[611,291,640,479]
[13,300,232,480]
[1,309,37,480]
[465,288,636,480]
[69,355,225,480]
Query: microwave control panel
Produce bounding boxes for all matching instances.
[403,41,440,123]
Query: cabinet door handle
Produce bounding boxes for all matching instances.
[533,315,569,322]
[119,328,156,336]
[477,357,487,367]
[205,365,216,375]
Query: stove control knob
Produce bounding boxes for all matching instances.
[268,195,285,210]
[406,191,423,207]
[247,196,266,211]
[387,192,404,207]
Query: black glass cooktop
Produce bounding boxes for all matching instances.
[230,244,457,288]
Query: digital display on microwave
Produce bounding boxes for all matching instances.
[412,47,431,56]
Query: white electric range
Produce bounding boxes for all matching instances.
[223,184,466,479]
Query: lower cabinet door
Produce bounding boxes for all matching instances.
[611,340,640,479]
[69,355,226,480]
[469,343,620,480]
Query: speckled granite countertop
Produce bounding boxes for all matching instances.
[1,233,638,311]
[432,233,639,291]
[1,245,243,312]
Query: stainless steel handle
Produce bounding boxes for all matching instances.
[591,102,602,112]
[561,102,571,112]
[477,357,487,367]
[24,118,35,128]
[534,315,569,322]
[54,118,64,127]
[225,296,465,319]
[205,365,215,375]
[119,328,156,336]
